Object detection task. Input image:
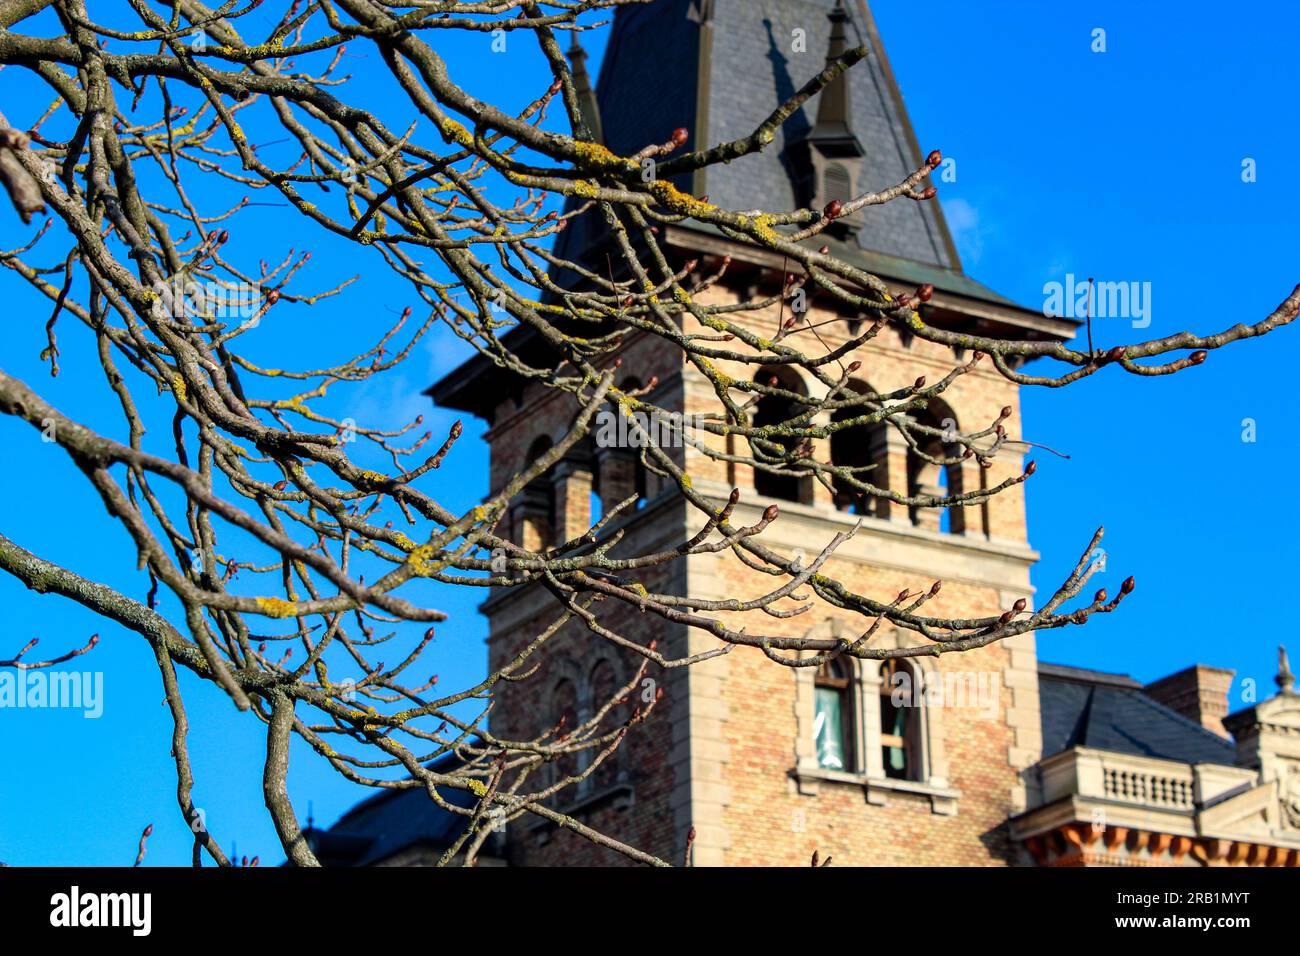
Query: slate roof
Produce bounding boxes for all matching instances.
[704,0,959,266]
[433,1,1076,416]
[556,2,951,278]
[1038,663,1238,766]
[585,1,958,266]
[303,750,503,866]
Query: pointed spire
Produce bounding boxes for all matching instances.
[1278,645,1295,694]
[568,34,603,144]
[808,0,863,157]
[686,0,713,24]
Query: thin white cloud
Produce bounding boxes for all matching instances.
[943,197,986,265]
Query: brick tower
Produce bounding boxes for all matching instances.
[428,0,1078,866]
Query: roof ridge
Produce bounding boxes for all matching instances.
[1127,687,1239,754]
[1038,661,1142,689]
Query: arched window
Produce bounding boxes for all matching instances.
[813,658,854,772]
[516,436,556,549]
[906,403,965,534]
[830,382,887,515]
[751,369,811,504]
[878,659,921,781]
[551,678,580,786]
[588,659,620,789]
[525,435,553,465]
[595,377,652,514]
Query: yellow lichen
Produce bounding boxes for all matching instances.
[255,596,297,618]
[749,214,780,244]
[647,179,717,219]
[573,140,626,170]
[439,118,473,148]
[407,544,440,576]
[467,780,488,797]
[171,374,187,402]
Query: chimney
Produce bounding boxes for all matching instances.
[1143,665,1235,738]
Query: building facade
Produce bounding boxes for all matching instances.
[317,0,1300,868]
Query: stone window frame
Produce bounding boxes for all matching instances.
[793,619,960,815]
[531,654,636,843]
[543,654,633,801]
[813,656,856,773]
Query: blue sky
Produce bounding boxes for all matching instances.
[0,0,1296,866]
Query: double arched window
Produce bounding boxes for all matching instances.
[796,625,956,812]
[551,677,581,785]
[751,378,976,536]
[604,376,650,511]
[547,656,629,801]
[810,656,922,781]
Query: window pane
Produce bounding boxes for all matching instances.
[879,696,911,779]
[815,686,846,770]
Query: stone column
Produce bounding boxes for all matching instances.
[552,459,594,543]
[869,425,911,524]
[509,481,552,551]
[810,410,835,509]
[597,447,639,513]
[913,480,945,533]
[954,457,985,536]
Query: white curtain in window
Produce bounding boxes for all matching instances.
[814,686,845,770]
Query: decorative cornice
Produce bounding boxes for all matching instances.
[1021,823,1300,867]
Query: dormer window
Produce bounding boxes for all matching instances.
[823,163,853,206]
[791,0,865,236]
